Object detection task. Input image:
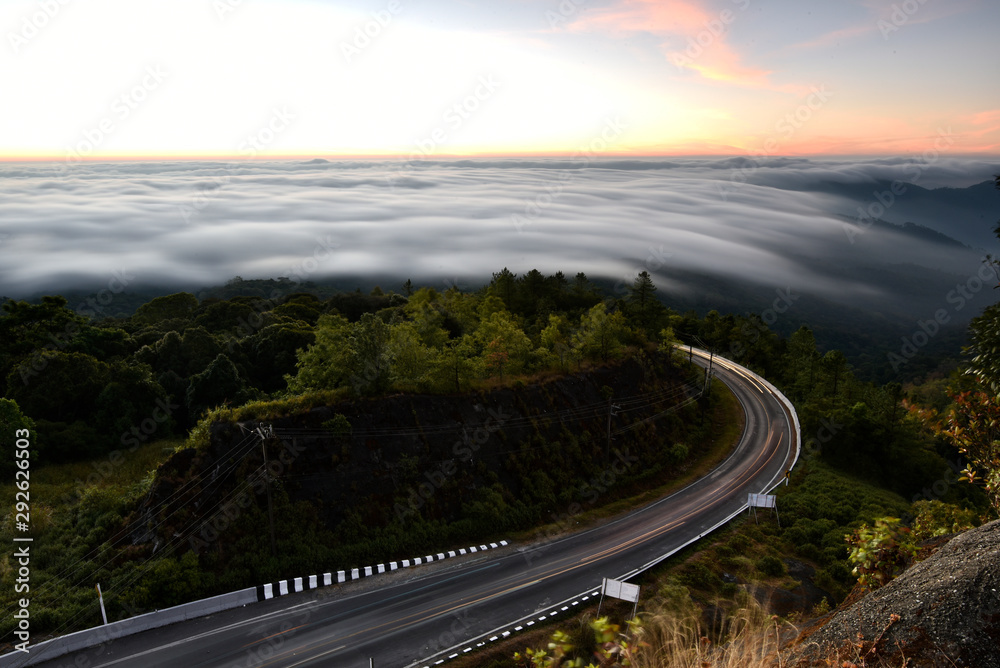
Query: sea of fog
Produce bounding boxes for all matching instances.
[1,156,997,320]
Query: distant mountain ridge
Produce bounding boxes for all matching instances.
[811,178,996,249]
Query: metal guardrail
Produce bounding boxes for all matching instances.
[412,350,802,668]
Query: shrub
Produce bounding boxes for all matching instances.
[756,555,786,577]
[795,543,822,562]
[728,533,753,552]
[845,517,916,589]
[679,561,720,591]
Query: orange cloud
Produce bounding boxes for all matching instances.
[565,0,786,92]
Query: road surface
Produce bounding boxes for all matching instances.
[16,351,798,668]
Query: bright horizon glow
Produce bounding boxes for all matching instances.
[1,0,998,160]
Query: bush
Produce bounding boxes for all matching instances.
[728,533,753,552]
[714,544,736,559]
[845,517,916,589]
[756,555,786,577]
[795,543,822,562]
[679,561,721,592]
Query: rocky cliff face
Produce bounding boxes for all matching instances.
[789,519,1000,668]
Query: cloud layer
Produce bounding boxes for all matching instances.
[0,156,996,320]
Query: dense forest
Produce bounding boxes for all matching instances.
[1,261,997,648]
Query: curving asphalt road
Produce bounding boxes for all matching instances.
[18,351,798,668]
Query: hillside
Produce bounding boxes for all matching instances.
[130,353,723,594]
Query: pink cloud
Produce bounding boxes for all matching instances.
[790,22,876,50]
[565,0,789,92]
[968,109,1000,126]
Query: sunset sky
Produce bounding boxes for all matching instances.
[2,0,998,159]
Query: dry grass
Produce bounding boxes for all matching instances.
[628,602,795,668]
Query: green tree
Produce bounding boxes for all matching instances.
[347,312,392,395]
[786,325,820,398]
[285,314,352,393]
[823,349,849,397]
[270,299,321,326]
[241,322,316,393]
[491,267,517,310]
[434,335,476,392]
[136,326,224,379]
[6,351,111,423]
[94,362,172,443]
[0,399,36,476]
[186,354,249,418]
[574,304,629,363]
[285,312,392,396]
[540,314,572,369]
[0,296,89,394]
[403,289,450,348]
[132,292,199,326]
[475,310,532,379]
[625,270,666,334]
[388,321,437,389]
[941,388,1000,515]
[193,299,257,332]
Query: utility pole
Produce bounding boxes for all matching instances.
[606,399,620,459]
[257,424,278,559]
[702,350,714,397]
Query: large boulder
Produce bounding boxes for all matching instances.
[789,519,1000,667]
